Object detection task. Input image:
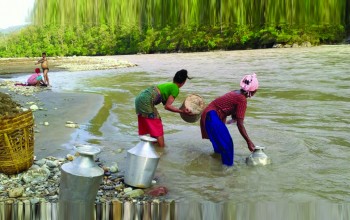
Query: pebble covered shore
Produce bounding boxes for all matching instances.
[0,154,168,206]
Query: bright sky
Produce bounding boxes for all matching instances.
[0,0,35,29]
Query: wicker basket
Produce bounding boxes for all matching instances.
[0,110,34,175]
[180,94,206,123]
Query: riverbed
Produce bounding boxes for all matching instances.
[2,45,350,206]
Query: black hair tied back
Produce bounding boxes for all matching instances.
[174,69,192,83]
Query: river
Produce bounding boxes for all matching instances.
[6,46,350,206]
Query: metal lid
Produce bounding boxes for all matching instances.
[139,135,157,142]
[127,136,159,158]
[254,146,265,150]
[74,144,101,156]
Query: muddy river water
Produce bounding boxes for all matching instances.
[6,46,350,207]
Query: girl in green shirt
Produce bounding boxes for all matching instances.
[135,69,192,147]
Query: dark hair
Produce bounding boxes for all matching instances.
[42,52,46,55]
[173,69,192,84]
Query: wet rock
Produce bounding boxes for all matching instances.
[22,167,50,184]
[146,186,168,197]
[124,187,133,193]
[116,148,123,153]
[65,121,79,127]
[65,123,79,128]
[8,187,24,198]
[109,163,119,173]
[124,189,144,198]
[30,105,39,111]
[34,159,47,166]
[66,154,75,161]
[46,160,59,168]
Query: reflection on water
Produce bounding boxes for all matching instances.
[9,46,349,206]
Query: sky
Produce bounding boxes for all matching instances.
[0,0,35,29]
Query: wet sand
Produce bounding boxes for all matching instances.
[0,56,135,159]
[0,87,104,159]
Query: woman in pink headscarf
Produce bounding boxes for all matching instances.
[200,73,259,166]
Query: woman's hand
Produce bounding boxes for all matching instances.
[247,141,255,152]
[181,108,192,115]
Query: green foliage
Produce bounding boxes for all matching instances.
[0,0,348,57]
[0,23,347,58]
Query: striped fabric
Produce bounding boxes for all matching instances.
[135,86,162,119]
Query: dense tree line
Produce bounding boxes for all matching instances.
[0,24,346,58]
[0,0,349,57]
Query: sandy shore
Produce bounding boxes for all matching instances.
[0,56,135,159]
[0,84,104,160]
[0,56,136,74]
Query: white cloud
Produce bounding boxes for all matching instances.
[0,0,35,29]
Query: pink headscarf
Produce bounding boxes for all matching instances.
[240,73,259,97]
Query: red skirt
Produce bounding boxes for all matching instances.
[138,115,164,137]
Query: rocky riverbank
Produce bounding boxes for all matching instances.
[0,89,168,206]
[0,56,168,206]
[0,154,168,205]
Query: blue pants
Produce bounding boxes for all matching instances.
[205,111,234,166]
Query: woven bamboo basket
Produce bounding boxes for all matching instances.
[0,110,34,175]
[180,94,206,123]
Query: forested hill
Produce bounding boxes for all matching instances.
[1,0,349,57]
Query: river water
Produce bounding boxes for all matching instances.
[7,46,350,206]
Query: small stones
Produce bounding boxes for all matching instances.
[0,155,165,204]
[29,105,39,111]
[66,154,75,161]
[146,186,168,197]
[65,121,79,128]
[8,187,24,198]
[124,189,144,198]
[109,165,119,173]
[116,148,123,153]
[46,160,59,168]
[104,171,111,176]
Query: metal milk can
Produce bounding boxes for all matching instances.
[124,135,160,188]
[59,145,104,220]
[246,146,271,166]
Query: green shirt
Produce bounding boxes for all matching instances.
[157,82,179,104]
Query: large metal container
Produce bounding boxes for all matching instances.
[125,136,160,188]
[58,145,104,220]
[246,146,271,166]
